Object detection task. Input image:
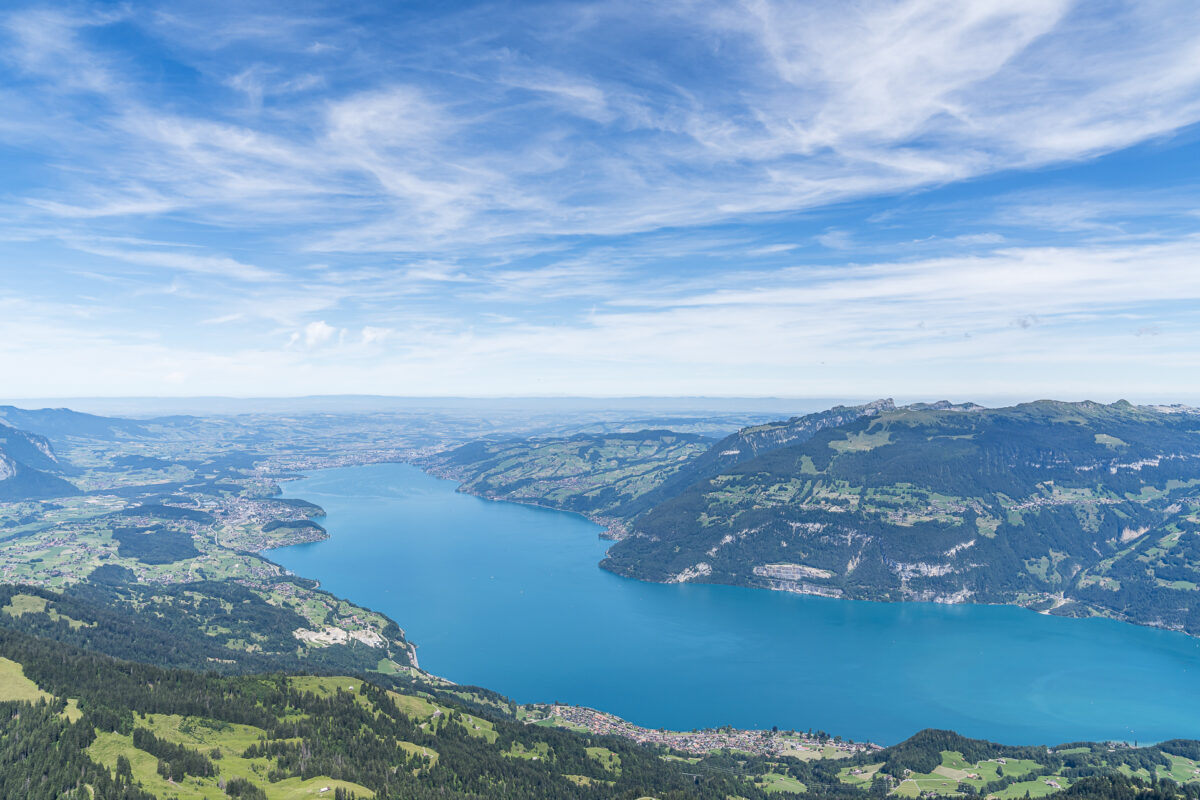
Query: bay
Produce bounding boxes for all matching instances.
[272,462,1200,745]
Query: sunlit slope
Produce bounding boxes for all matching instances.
[6,625,1200,799]
[424,431,713,532]
[0,628,765,800]
[602,400,1200,632]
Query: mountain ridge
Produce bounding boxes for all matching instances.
[0,423,79,501]
[600,399,1200,633]
[0,405,149,442]
[421,398,1200,635]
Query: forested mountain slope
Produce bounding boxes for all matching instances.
[0,626,772,800]
[6,621,1200,800]
[0,580,407,677]
[600,400,1200,633]
[421,404,899,533]
[617,399,899,518]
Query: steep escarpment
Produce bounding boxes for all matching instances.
[0,424,79,501]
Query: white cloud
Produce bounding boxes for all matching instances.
[747,243,800,256]
[494,65,614,123]
[225,64,324,110]
[3,2,1200,399]
[4,235,1200,399]
[6,1,1200,253]
[66,243,280,282]
[816,230,853,250]
[361,326,392,345]
[3,6,127,94]
[294,320,339,348]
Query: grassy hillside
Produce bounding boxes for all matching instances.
[601,400,1200,633]
[0,627,776,800]
[613,400,899,519]
[4,624,1200,799]
[423,431,713,534]
[420,404,899,528]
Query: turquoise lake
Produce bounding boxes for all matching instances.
[273,462,1200,746]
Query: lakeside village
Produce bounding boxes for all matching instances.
[527,703,880,759]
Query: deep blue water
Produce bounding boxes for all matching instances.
[272,463,1200,746]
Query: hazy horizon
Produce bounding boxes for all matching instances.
[4,393,1199,419]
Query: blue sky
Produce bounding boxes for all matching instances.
[2,0,1200,400]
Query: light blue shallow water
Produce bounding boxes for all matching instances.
[272,463,1200,746]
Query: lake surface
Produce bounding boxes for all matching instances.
[273,462,1200,746]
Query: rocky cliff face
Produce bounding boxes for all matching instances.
[0,424,61,472]
[0,424,78,501]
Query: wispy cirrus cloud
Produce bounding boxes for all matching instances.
[2,1,1200,397]
[64,243,281,283]
[6,1,1200,250]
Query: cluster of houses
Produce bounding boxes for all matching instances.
[531,703,878,758]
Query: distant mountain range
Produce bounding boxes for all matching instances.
[432,399,1200,635]
[0,407,166,501]
[0,405,149,442]
[0,423,78,501]
[0,405,193,502]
